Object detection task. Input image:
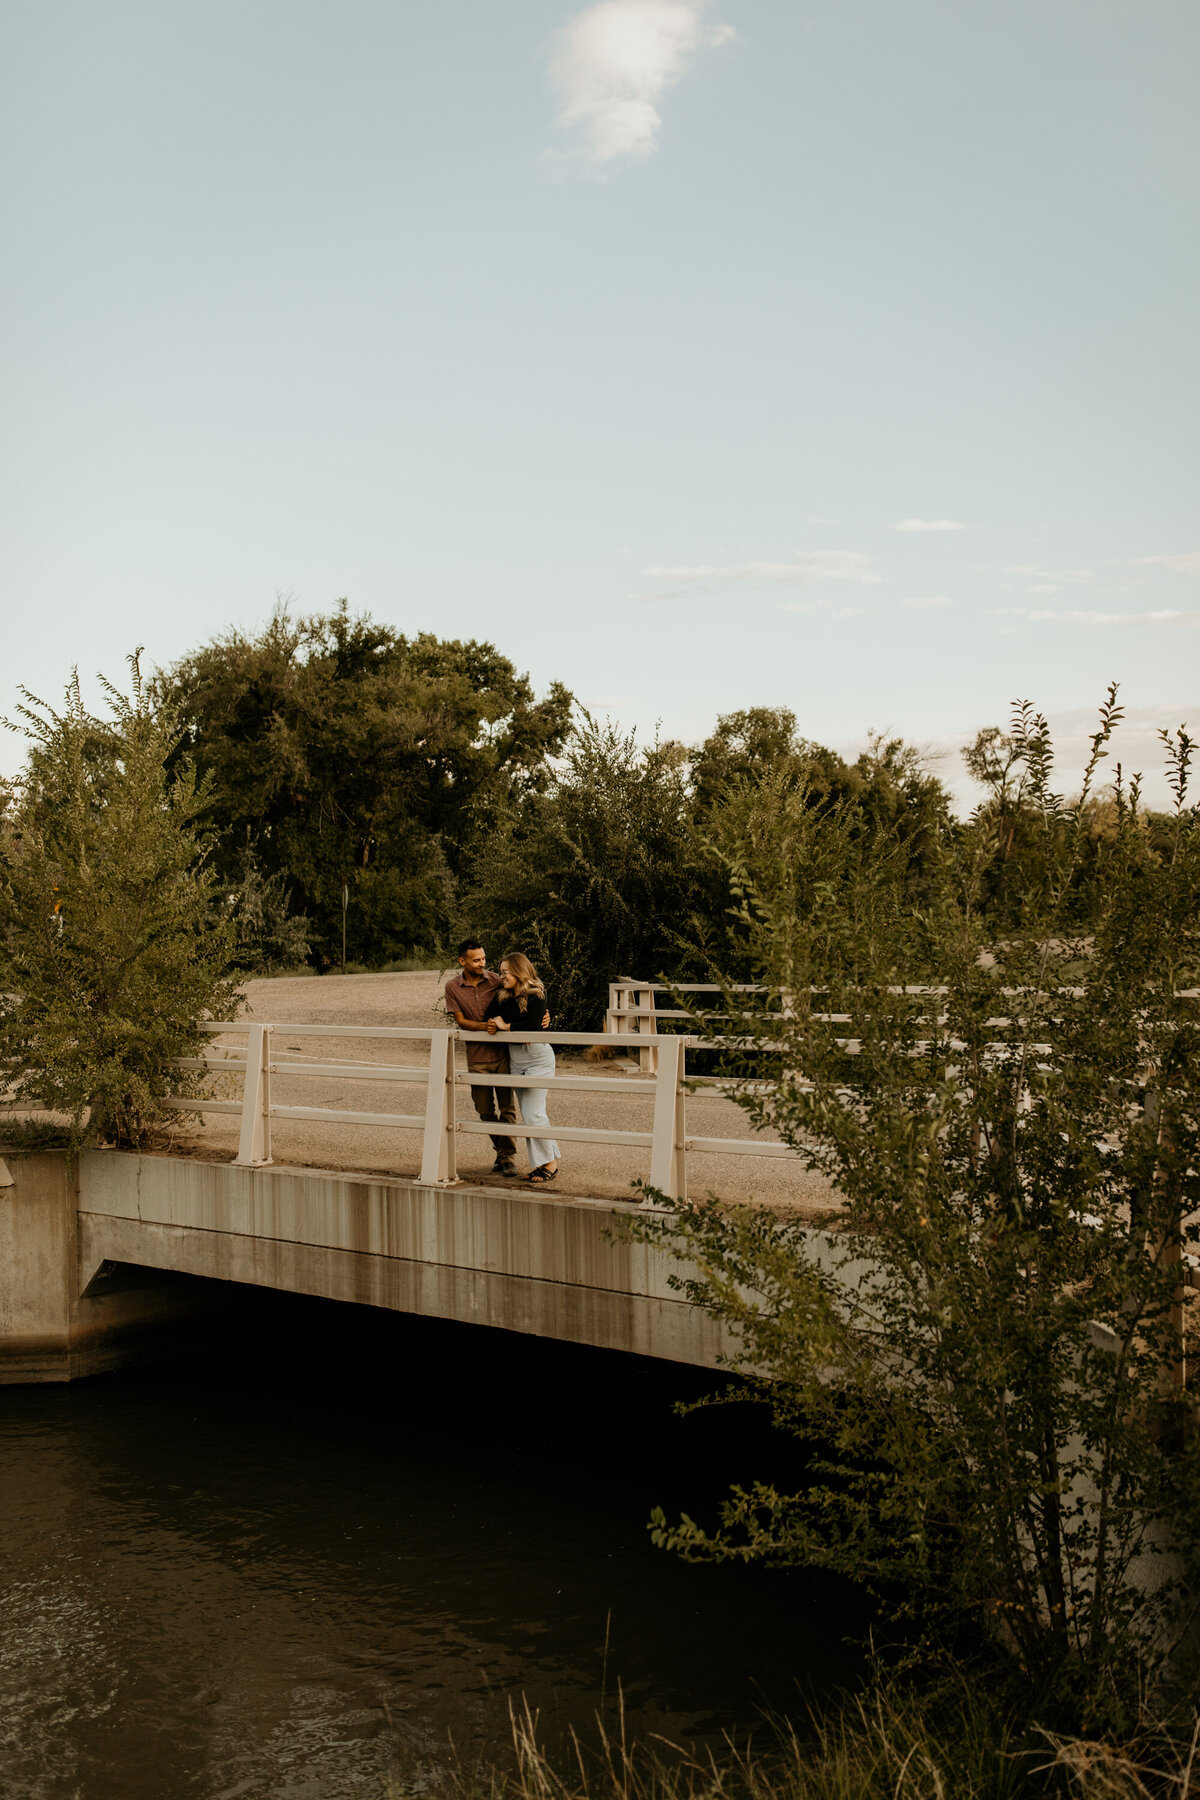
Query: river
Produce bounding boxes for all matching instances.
[1,1291,863,1800]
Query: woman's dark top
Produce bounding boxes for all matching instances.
[485,989,552,1031]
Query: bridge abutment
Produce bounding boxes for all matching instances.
[0,1150,228,1384]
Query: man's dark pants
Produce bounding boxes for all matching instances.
[470,1052,519,1159]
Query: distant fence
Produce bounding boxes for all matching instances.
[604,979,770,1071]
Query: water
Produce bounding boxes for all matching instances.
[0,1292,864,1800]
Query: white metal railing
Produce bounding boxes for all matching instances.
[161,1022,803,1199]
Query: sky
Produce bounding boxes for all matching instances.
[2,0,1197,806]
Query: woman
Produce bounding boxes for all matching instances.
[485,952,560,1185]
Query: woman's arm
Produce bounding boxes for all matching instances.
[484,994,511,1031]
[482,995,506,1032]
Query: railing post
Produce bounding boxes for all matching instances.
[636,984,659,1074]
[648,1034,685,1201]
[419,1030,458,1186]
[235,1024,273,1167]
[606,980,622,1037]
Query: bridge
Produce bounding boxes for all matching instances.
[1,973,835,1386]
[0,1148,745,1384]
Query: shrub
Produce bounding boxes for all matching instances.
[0,656,240,1147]
[631,692,1200,1731]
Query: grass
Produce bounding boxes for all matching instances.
[0,1115,72,1151]
[336,953,452,976]
[382,1678,1200,1800]
[245,952,453,980]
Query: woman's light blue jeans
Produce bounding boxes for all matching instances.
[507,1040,560,1170]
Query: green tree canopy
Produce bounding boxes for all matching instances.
[692,707,954,974]
[460,715,712,1028]
[154,604,573,965]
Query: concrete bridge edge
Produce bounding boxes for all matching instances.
[1,1149,740,1383]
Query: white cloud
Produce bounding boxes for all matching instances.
[776,600,864,619]
[893,518,968,532]
[1004,565,1093,582]
[550,1,733,166]
[644,551,880,584]
[1132,551,1200,577]
[1049,610,1199,627]
[903,595,955,609]
[991,607,1200,628]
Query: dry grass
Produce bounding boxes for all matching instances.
[380,1685,1200,1800]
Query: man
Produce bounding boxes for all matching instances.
[444,938,545,1179]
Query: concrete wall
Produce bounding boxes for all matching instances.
[0,1151,225,1383]
[76,1152,738,1370]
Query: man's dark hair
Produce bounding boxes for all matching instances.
[456,938,484,958]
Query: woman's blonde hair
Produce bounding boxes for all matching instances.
[500,952,545,1012]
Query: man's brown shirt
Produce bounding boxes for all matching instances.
[444,969,506,1071]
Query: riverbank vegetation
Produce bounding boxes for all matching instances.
[408,1677,1200,1800]
[624,694,1199,1762]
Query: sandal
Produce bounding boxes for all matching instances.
[526,1165,558,1184]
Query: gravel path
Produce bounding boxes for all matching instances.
[165,970,840,1220]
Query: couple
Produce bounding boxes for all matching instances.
[444,940,561,1186]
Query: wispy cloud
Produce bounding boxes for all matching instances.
[1042,610,1199,627]
[893,518,968,533]
[643,551,880,585]
[903,595,955,609]
[1132,551,1200,577]
[990,607,1200,628]
[550,1,733,167]
[777,600,865,620]
[1003,565,1093,584]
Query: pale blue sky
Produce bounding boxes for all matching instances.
[3,0,1197,801]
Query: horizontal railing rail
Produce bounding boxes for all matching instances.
[604,978,1199,1071]
[154,1020,803,1197]
[12,985,1193,1201]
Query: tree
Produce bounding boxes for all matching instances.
[460,715,710,1028]
[632,692,1200,1730]
[693,708,954,977]
[222,845,311,973]
[0,657,240,1148]
[154,603,573,966]
[462,709,956,1028]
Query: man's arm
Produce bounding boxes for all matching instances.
[448,1008,492,1032]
